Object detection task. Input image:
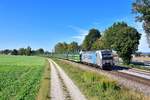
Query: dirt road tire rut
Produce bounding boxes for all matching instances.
[49,59,86,100]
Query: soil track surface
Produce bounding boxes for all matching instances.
[49,59,86,100]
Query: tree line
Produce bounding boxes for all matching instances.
[54,0,150,65]
[55,23,141,65]
[54,42,81,54]
[0,46,49,56]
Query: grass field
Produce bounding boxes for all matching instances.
[53,58,148,100]
[0,55,47,100]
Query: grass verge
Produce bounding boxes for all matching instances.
[53,58,149,100]
[36,59,50,100]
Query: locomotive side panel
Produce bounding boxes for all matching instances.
[81,52,96,65]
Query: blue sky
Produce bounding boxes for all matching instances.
[0,0,149,52]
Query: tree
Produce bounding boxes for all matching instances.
[31,50,36,55]
[68,41,79,53]
[132,0,150,47]
[55,42,68,53]
[2,49,12,55]
[18,48,26,55]
[54,42,80,53]
[82,28,101,50]
[103,22,128,49]
[37,48,44,54]
[61,42,68,53]
[103,22,141,64]
[26,46,32,56]
[11,49,18,55]
[92,38,107,50]
[55,42,62,53]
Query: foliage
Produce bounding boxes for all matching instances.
[11,49,18,55]
[103,22,141,64]
[55,42,68,53]
[54,41,80,53]
[92,38,108,50]
[0,55,46,100]
[0,49,12,55]
[36,48,45,54]
[26,46,32,56]
[133,0,150,47]
[82,28,101,51]
[68,41,80,53]
[0,46,47,56]
[18,48,26,55]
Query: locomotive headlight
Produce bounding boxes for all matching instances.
[103,61,106,64]
[103,60,111,64]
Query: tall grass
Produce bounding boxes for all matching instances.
[53,58,148,100]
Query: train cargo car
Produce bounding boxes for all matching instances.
[53,53,68,60]
[52,49,114,70]
[68,54,81,62]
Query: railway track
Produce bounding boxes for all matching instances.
[110,71,150,86]
[111,67,150,86]
[60,59,150,95]
[95,64,150,86]
[49,59,86,100]
[63,59,150,86]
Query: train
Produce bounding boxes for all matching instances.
[52,50,114,70]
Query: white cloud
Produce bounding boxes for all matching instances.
[68,25,88,44]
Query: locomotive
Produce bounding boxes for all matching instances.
[53,50,114,70]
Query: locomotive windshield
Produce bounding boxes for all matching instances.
[101,51,113,60]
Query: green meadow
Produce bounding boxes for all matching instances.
[0,55,46,100]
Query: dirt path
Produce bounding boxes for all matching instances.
[49,59,86,100]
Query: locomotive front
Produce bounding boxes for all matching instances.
[96,50,114,70]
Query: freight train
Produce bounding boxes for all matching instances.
[53,50,114,70]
